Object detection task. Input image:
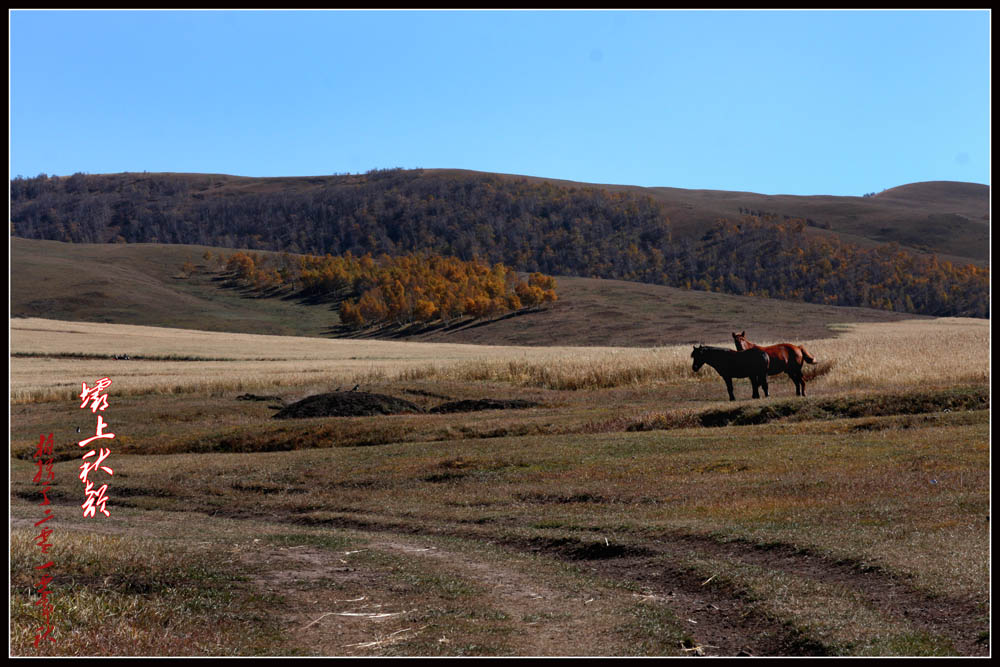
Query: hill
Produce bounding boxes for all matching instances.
[10,169,989,266]
[10,237,923,347]
[428,170,989,265]
[647,180,988,264]
[10,170,989,319]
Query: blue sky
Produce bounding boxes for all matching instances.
[9,9,990,196]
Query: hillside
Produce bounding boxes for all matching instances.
[10,170,989,319]
[10,238,923,347]
[430,170,989,265]
[10,170,989,266]
[649,180,988,264]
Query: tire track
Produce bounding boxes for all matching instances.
[520,532,988,656]
[652,534,989,656]
[288,512,989,655]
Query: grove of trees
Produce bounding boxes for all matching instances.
[220,249,557,329]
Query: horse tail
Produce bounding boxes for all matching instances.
[800,347,816,364]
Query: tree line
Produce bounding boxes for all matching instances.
[11,169,988,318]
[9,169,669,271]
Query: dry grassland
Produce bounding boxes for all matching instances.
[8,315,990,657]
[10,316,989,403]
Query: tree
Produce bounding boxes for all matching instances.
[339,301,365,328]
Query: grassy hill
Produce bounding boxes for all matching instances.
[9,238,337,337]
[10,237,922,346]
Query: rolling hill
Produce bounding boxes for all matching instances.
[9,169,989,333]
[10,237,924,347]
[10,169,989,266]
[433,170,990,265]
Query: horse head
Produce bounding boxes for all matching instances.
[691,345,706,372]
[732,331,749,351]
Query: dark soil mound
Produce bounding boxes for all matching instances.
[236,393,282,402]
[429,398,540,414]
[272,391,423,419]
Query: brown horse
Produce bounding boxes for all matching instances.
[732,331,816,396]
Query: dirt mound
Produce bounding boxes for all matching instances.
[272,391,423,419]
[428,398,540,414]
[236,393,282,402]
[271,392,541,420]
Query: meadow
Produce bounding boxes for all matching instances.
[10,316,987,401]
[9,316,990,656]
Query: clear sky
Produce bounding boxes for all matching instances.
[9,9,991,196]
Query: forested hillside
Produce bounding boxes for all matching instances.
[10,169,668,266]
[685,218,987,317]
[10,169,989,318]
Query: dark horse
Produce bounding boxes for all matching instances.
[691,345,770,401]
[732,331,817,396]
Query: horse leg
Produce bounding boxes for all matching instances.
[786,370,800,396]
[751,376,760,399]
[725,377,735,401]
[789,369,805,396]
[761,374,769,397]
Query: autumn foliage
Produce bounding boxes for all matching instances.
[13,170,988,319]
[222,250,557,329]
[685,217,988,318]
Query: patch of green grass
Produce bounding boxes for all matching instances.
[324,548,519,656]
[857,632,958,657]
[617,601,691,656]
[10,529,287,656]
[398,571,484,601]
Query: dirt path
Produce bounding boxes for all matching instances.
[13,509,986,656]
[252,505,991,656]
[371,537,629,656]
[237,530,815,656]
[239,535,644,656]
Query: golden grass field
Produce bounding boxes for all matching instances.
[10,316,989,401]
[9,315,990,657]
